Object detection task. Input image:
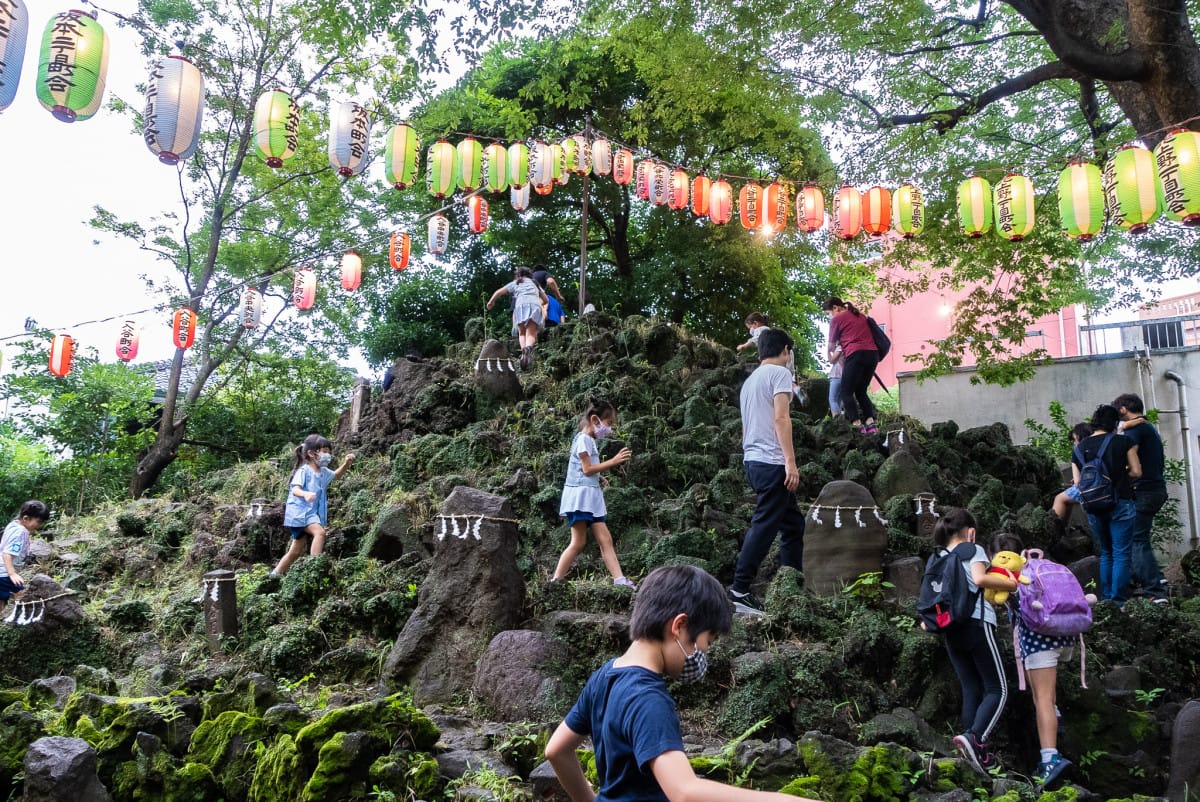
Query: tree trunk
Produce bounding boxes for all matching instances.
[131,418,187,498]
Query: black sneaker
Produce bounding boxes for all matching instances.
[952,733,991,775]
[727,587,764,616]
[1033,754,1071,787]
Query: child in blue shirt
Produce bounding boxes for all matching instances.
[272,434,355,576]
[545,565,817,802]
[1,500,49,600]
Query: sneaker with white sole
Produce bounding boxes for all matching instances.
[613,576,637,590]
[1033,754,1071,787]
[952,733,997,775]
[727,587,765,616]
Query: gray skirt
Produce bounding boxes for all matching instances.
[512,300,545,335]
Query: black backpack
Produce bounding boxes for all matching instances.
[917,542,980,634]
[1074,433,1117,513]
[867,317,891,359]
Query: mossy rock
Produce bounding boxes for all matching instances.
[967,476,1007,533]
[796,733,922,802]
[103,599,153,632]
[717,648,795,735]
[277,554,336,614]
[253,622,326,680]
[202,673,284,721]
[301,729,386,801]
[0,619,114,684]
[294,694,439,756]
[369,752,441,800]
[248,734,305,802]
[187,710,269,800]
[0,703,46,787]
[113,738,221,802]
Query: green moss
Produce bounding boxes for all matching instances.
[248,734,305,802]
[931,757,965,791]
[186,710,269,800]
[795,736,919,802]
[779,775,823,795]
[294,694,438,755]
[369,753,441,800]
[301,730,381,801]
[0,704,46,787]
[0,619,114,683]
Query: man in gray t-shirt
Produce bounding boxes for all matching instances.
[729,328,805,615]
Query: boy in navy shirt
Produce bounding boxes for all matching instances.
[545,565,816,802]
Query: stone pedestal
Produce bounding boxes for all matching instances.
[201,569,238,653]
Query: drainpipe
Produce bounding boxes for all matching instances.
[1164,370,1200,550]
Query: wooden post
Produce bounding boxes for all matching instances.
[349,378,371,434]
[201,569,238,653]
[578,118,591,316]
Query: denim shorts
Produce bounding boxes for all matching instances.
[288,526,310,540]
[1064,485,1081,503]
[1025,646,1075,670]
[564,511,606,526]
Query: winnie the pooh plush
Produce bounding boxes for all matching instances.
[985,550,1032,605]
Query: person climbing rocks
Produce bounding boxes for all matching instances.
[1113,393,1169,603]
[1,500,49,603]
[736,312,804,404]
[272,434,355,577]
[728,327,805,616]
[552,399,636,589]
[487,266,548,369]
[533,266,568,328]
[822,296,880,434]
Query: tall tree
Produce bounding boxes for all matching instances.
[92,0,545,496]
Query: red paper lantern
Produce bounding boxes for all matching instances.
[613,149,634,185]
[739,182,763,229]
[691,175,711,217]
[668,169,689,210]
[832,185,862,240]
[48,335,74,377]
[796,184,825,232]
[710,180,733,224]
[763,183,788,230]
[862,186,891,236]
[533,180,554,195]
[389,232,410,270]
[636,160,653,200]
[115,320,140,362]
[292,268,316,310]
[172,308,196,349]
[340,251,362,291]
[468,195,489,234]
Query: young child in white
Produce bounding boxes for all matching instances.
[737,312,803,403]
[272,434,355,576]
[552,399,635,588]
[1,500,49,601]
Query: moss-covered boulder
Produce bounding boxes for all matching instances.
[186,710,268,800]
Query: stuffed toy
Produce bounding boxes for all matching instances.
[985,550,1031,605]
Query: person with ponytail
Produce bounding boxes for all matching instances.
[487,266,549,369]
[552,399,636,588]
[821,296,879,434]
[272,434,355,576]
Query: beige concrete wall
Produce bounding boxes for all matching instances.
[898,350,1200,555]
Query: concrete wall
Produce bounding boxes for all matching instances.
[898,350,1200,556]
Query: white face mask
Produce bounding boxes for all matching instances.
[317,453,333,468]
[592,417,613,440]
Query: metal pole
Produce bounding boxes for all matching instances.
[578,118,591,315]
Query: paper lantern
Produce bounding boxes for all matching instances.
[0,0,29,113]
[635,160,653,200]
[427,214,450,255]
[528,140,553,188]
[384,122,420,189]
[240,288,262,329]
[1103,145,1161,233]
[550,143,568,185]
[651,163,669,205]
[1155,129,1200,226]
[48,335,73,377]
[389,232,410,270]
[36,10,108,122]
[563,134,590,174]
[457,137,483,191]
[533,180,554,195]
[427,140,457,198]
[763,182,789,230]
[467,195,489,234]
[253,89,299,168]
[292,268,316,310]
[1057,162,1104,240]
[892,184,924,238]
[710,180,733,225]
[667,169,689,210]
[957,176,993,237]
[340,251,362,291]
[691,174,711,217]
[506,142,529,188]
[510,182,530,211]
[115,320,139,362]
[143,54,204,165]
[591,139,612,176]
[994,173,1035,241]
[739,183,763,229]
[796,184,825,232]
[327,100,369,177]
[482,142,508,193]
[832,185,862,240]
[613,149,634,185]
[862,186,891,236]
[172,308,196,349]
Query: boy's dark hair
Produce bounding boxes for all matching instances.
[18,500,49,522]
[932,507,977,548]
[1070,422,1094,444]
[992,532,1024,556]
[294,434,333,470]
[744,312,768,327]
[1090,404,1121,433]
[581,398,616,428]
[1112,393,1144,414]
[630,565,732,641]
[756,327,793,359]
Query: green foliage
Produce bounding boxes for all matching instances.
[445,765,531,801]
[841,572,894,605]
[0,420,53,521]
[1024,401,1074,463]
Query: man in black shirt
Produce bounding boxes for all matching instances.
[1113,393,1170,603]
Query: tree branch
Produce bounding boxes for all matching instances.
[887,61,1084,133]
[886,30,1039,57]
[1001,0,1151,81]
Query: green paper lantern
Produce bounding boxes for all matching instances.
[252,88,299,168]
[957,176,993,237]
[1103,145,1161,233]
[1155,129,1200,226]
[482,142,507,193]
[36,9,109,122]
[427,140,457,198]
[507,142,529,189]
[892,183,924,238]
[456,137,483,191]
[1057,161,1104,240]
[994,173,1035,241]
[385,122,420,190]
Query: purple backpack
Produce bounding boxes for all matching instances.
[1018,549,1093,636]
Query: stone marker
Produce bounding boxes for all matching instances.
[201,569,238,653]
[803,480,890,596]
[474,339,522,401]
[1167,699,1200,802]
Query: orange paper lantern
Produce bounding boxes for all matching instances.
[668,169,689,210]
[172,308,196,349]
[468,195,489,234]
[636,160,653,200]
[389,232,410,270]
[115,320,140,362]
[49,335,74,377]
[796,184,825,232]
[862,186,891,236]
[739,183,763,229]
[613,149,634,185]
[763,183,788,230]
[710,180,733,224]
[832,185,862,240]
[691,175,711,217]
[292,268,316,310]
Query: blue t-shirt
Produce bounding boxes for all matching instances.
[283,465,335,527]
[564,660,685,802]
